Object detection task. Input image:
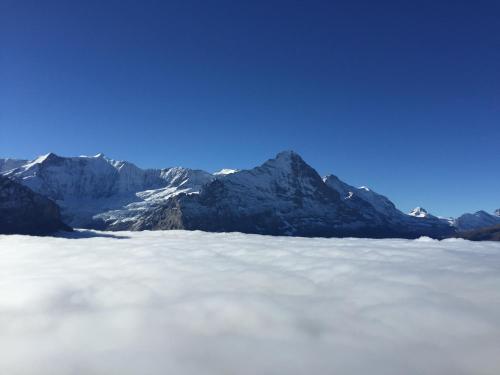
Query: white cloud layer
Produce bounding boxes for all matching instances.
[1,231,500,374]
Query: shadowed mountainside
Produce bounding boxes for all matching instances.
[0,175,71,235]
[457,224,500,241]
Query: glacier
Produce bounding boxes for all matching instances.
[3,152,214,228]
[0,230,499,374]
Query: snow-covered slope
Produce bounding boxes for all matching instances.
[323,174,400,217]
[0,158,28,173]
[322,175,454,237]
[4,153,213,227]
[454,210,500,231]
[213,168,238,175]
[96,167,214,229]
[8,153,166,198]
[409,207,430,218]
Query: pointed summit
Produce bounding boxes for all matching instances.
[275,150,300,160]
[41,152,58,160]
[31,152,61,165]
[494,209,500,217]
[409,207,429,218]
[261,150,311,173]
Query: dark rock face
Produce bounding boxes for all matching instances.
[457,224,500,241]
[0,175,71,235]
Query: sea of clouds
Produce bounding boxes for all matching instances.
[0,230,499,374]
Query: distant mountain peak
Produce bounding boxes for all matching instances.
[409,207,429,218]
[38,152,59,162]
[26,152,62,167]
[261,150,311,173]
[275,150,299,159]
[214,168,238,176]
[495,209,500,217]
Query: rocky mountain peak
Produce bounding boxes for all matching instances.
[409,207,429,218]
[258,151,320,182]
[262,150,302,166]
[275,150,300,160]
[37,152,61,164]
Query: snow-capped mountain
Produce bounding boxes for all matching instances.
[4,150,487,238]
[323,174,401,218]
[95,166,214,229]
[9,152,165,198]
[0,175,70,235]
[4,153,213,227]
[125,151,361,235]
[322,175,453,237]
[495,209,500,217]
[409,207,431,218]
[454,210,500,231]
[107,151,454,238]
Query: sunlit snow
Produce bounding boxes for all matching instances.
[1,230,499,374]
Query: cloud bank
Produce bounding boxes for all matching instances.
[1,231,499,374]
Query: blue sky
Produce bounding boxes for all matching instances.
[1,0,499,217]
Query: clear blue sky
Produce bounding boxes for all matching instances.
[1,0,499,217]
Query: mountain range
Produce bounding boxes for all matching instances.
[1,151,498,238]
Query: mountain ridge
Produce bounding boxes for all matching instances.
[1,150,493,238]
